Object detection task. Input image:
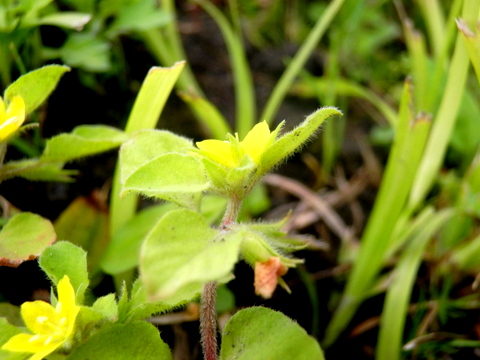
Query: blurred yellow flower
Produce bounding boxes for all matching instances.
[0,96,25,141]
[196,121,273,168]
[2,275,80,360]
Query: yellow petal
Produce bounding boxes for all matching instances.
[0,116,25,141]
[0,96,25,140]
[56,275,80,336]
[241,121,271,164]
[196,139,236,167]
[6,96,25,121]
[0,97,5,120]
[2,333,60,358]
[21,301,59,335]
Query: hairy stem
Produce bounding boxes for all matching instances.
[200,196,242,359]
[200,281,218,360]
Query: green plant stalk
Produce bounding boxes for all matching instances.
[376,208,452,360]
[403,20,428,112]
[321,36,340,178]
[140,29,203,97]
[300,75,397,126]
[323,80,430,346]
[160,0,204,96]
[260,0,345,125]
[409,0,480,210]
[196,0,256,139]
[417,0,445,59]
[458,19,480,85]
[0,39,11,87]
[424,0,463,113]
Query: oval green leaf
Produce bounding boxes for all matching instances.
[220,307,324,360]
[4,65,70,115]
[68,321,172,360]
[41,125,128,162]
[0,212,56,267]
[140,209,241,302]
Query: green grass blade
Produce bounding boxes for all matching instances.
[178,92,232,139]
[457,19,480,85]
[323,79,431,346]
[294,75,397,126]
[376,208,453,360]
[260,0,346,125]
[417,0,445,59]
[195,0,255,138]
[403,20,429,111]
[409,0,480,210]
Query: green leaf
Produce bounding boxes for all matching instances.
[0,304,22,327]
[260,107,342,174]
[140,209,242,302]
[67,321,172,360]
[38,241,89,304]
[59,33,111,72]
[122,153,208,209]
[0,213,56,267]
[38,12,91,30]
[41,125,128,162]
[54,195,110,275]
[119,129,194,182]
[0,159,76,182]
[0,318,25,360]
[108,0,171,34]
[100,203,178,275]
[110,62,185,236]
[220,307,324,360]
[4,65,70,115]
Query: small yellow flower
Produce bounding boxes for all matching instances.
[196,121,273,168]
[2,275,80,360]
[0,96,25,141]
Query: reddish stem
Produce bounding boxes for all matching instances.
[200,281,218,360]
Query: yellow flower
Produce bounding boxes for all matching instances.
[2,275,80,360]
[196,121,273,168]
[0,96,25,141]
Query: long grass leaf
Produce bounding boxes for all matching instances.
[376,209,453,360]
[260,0,346,125]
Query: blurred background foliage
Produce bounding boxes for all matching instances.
[1,0,480,359]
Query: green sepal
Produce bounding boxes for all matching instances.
[4,65,70,115]
[259,107,342,176]
[91,294,118,322]
[41,125,128,162]
[117,279,197,323]
[38,241,89,305]
[247,216,308,253]
[67,321,172,360]
[140,209,242,302]
[75,295,118,335]
[238,226,303,268]
[219,307,325,360]
[0,212,56,267]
